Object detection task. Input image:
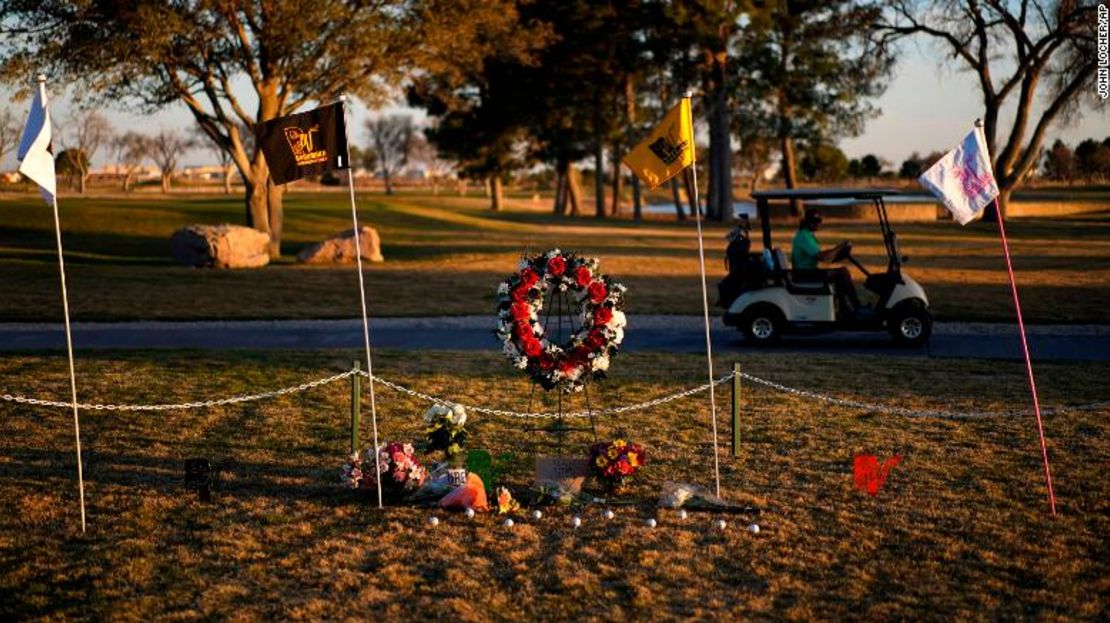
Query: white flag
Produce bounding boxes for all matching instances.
[918,125,999,225]
[16,79,56,205]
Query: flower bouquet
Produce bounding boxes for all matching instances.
[423,403,469,467]
[341,441,426,500]
[588,438,646,494]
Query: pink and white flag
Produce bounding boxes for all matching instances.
[918,125,999,225]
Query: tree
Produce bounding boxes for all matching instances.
[1,0,524,256]
[1042,139,1076,183]
[366,115,415,195]
[150,130,195,193]
[0,108,19,167]
[899,154,923,180]
[408,131,453,195]
[1075,138,1110,183]
[54,149,87,189]
[62,111,112,193]
[882,1,1102,219]
[800,143,850,183]
[737,0,893,214]
[860,154,882,179]
[112,131,151,192]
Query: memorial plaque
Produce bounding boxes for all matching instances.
[535,457,590,493]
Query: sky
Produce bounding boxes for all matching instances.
[1,42,1106,172]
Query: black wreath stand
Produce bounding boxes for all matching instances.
[523,282,600,454]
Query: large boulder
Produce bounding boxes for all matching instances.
[296,226,384,264]
[170,224,271,269]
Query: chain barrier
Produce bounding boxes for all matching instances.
[364,370,734,419]
[1,370,358,412]
[2,367,1107,420]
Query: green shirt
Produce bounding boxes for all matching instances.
[791,228,821,270]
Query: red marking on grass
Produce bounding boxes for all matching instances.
[854,455,902,496]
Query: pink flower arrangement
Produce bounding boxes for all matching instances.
[341,441,426,495]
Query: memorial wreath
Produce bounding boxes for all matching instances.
[496,249,627,392]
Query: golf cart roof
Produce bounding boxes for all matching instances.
[750,188,901,201]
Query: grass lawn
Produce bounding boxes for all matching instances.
[1,350,1106,619]
[0,191,1108,323]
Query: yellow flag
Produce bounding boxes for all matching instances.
[622,99,695,189]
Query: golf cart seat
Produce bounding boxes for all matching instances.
[771,248,831,295]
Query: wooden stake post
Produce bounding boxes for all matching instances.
[731,362,741,456]
[351,360,361,455]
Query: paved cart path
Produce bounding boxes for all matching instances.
[2,316,1108,361]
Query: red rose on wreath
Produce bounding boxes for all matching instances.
[585,329,607,351]
[521,268,540,288]
[539,353,556,371]
[521,337,543,357]
[511,286,529,303]
[594,306,613,325]
[546,256,566,277]
[510,302,531,322]
[574,266,592,288]
[587,280,607,303]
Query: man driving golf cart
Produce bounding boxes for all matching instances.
[722,188,933,346]
[791,208,866,316]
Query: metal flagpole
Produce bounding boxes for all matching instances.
[339,94,383,508]
[993,198,1056,516]
[33,73,87,534]
[52,192,86,533]
[685,91,723,498]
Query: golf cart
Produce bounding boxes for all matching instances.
[722,188,932,346]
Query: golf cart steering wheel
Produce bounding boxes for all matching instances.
[833,240,872,277]
[830,240,853,263]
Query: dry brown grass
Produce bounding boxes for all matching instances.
[1,350,1106,620]
[0,193,1107,323]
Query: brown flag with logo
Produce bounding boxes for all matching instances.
[257,102,350,185]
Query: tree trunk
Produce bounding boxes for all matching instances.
[123,170,134,193]
[489,176,502,211]
[79,171,87,194]
[683,168,698,217]
[781,136,801,216]
[632,175,642,221]
[161,172,171,194]
[594,137,605,219]
[553,158,567,215]
[983,186,1010,222]
[223,163,234,194]
[610,143,623,216]
[266,179,284,258]
[382,167,394,195]
[566,164,582,216]
[670,178,686,221]
[458,178,468,196]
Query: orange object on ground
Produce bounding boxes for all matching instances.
[439,473,489,512]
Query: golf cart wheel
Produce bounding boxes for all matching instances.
[888,302,932,347]
[741,304,785,344]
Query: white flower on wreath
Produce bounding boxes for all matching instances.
[518,258,530,270]
[503,340,520,359]
[497,283,509,296]
[610,310,627,329]
[591,354,610,372]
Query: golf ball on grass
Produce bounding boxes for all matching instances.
[464,508,475,519]
[748,523,760,535]
[571,516,582,528]
[531,510,543,520]
[603,509,615,520]
[716,519,728,531]
[428,516,440,527]
[678,509,688,520]
[503,518,514,528]
[645,518,657,528]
